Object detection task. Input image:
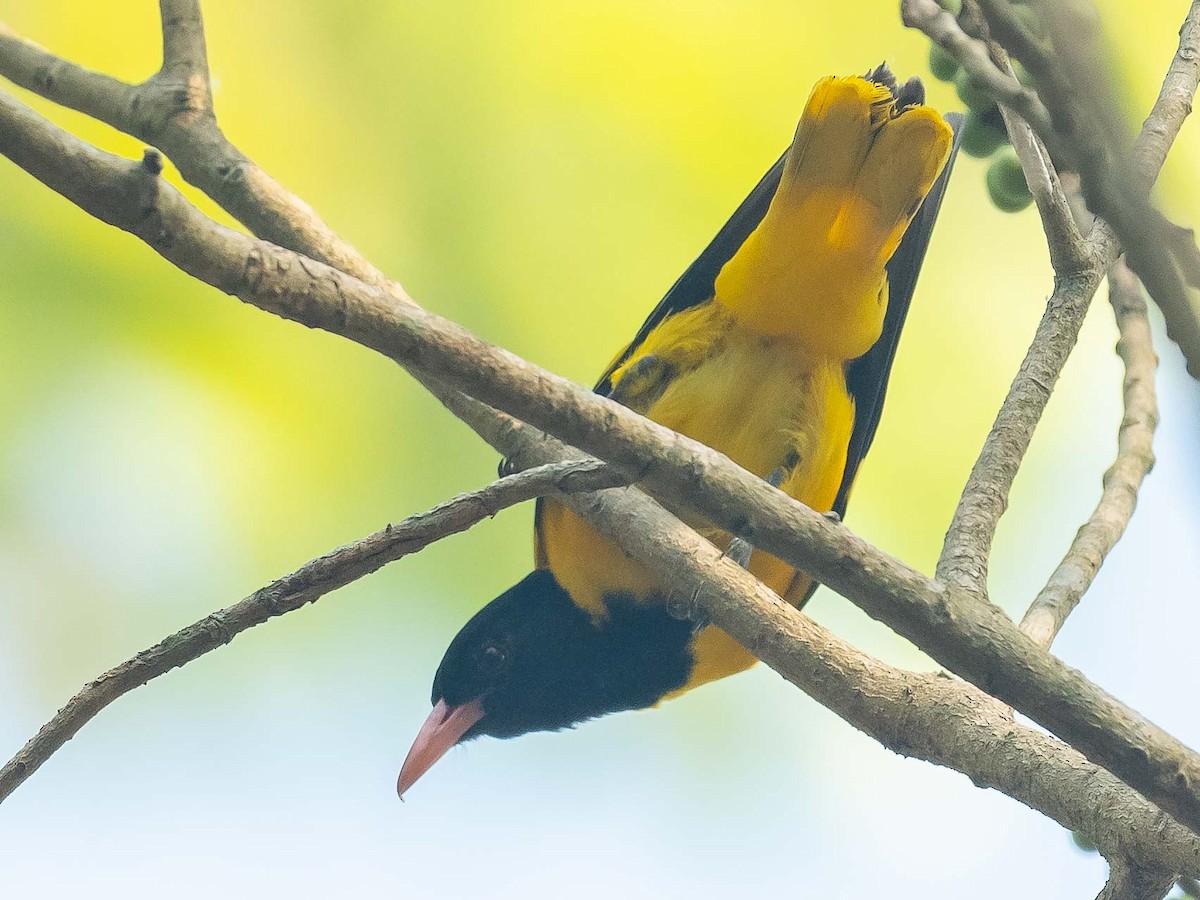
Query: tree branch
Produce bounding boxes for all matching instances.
[1096,859,1177,900]
[977,0,1200,376]
[1135,2,1200,181]
[1021,261,1159,648]
[899,0,1054,135]
[901,0,1087,271]
[0,459,622,802]
[0,21,135,127]
[936,263,1105,595]
[0,9,385,290]
[924,0,1199,598]
[5,3,1200,885]
[497,429,1200,879]
[5,85,1200,839]
[158,0,210,85]
[998,98,1088,271]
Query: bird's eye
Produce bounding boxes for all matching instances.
[477,643,507,675]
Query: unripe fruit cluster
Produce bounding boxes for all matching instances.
[926,0,1038,213]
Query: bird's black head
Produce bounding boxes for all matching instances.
[397,569,695,795]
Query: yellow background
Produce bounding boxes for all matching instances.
[1,2,1198,897]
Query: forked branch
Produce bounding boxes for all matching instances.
[1021,261,1159,648]
[0,459,623,802]
[2,3,1200,892]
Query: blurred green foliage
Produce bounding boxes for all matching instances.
[3,5,1200,896]
[1,0,1197,739]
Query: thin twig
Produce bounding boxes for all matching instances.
[0,8,385,289]
[928,2,1200,598]
[987,52,1088,269]
[0,459,623,802]
[158,0,210,85]
[899,0,1054,136]
[936,263,1104,596]
[978,0,1200,376]
[0,21,134,125]
[497,430,1200,879]
[7,89,1200,840]
[5,0,1200,873]
[902,0,1087,270]
[998,100,1088,271]
[1021,261,1159,648]
[1134,2,1200,181]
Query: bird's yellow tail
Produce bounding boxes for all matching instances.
[714,75,953,360]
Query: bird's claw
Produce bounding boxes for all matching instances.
[724,536,754,569]
[666,589,711,632]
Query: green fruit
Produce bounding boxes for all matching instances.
[987,149,1034,212]
[1071,831,1098,853]
[928,44,960,82]
[954,68,993,110]
[961,108,1007,158]
[937,0,963,14]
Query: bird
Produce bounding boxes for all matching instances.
[398,64,961,796]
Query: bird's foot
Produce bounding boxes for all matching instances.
[722,465,789,570]
[724,536,754,569]
[666,586,711,633]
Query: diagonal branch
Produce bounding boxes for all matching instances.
[5,1,1200,880]
[900,0,1054,136]
[1021,261,1159,648]
[0,7,384,289]
[926,1,1200,599]
[496,428,1200,880]
[997,94,1088,271]
[936,263,1105,596]
[1135,2,1200,180]
[0,459,623,802]
[6,87,1200,839]
[978,0,1200,376]
[0,21,134,127]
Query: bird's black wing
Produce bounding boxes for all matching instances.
[537,115,961,571]
[593,151,787,395]
[534,152,786,568]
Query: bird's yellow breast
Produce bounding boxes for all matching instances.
[538,299,855,692]
[538,75,951,698]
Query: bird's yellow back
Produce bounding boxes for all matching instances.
[538,73,954,696]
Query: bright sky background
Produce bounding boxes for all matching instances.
[1,2,1199,898]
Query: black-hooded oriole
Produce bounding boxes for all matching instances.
[399,65,960,795]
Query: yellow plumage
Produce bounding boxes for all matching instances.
[538,74,953,695]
